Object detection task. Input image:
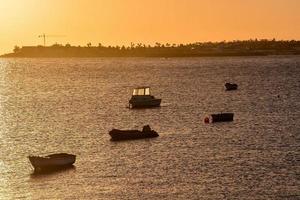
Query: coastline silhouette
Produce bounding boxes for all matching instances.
[2,39,300,58]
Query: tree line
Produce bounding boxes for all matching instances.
[5,39,300,57]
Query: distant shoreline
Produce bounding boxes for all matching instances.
[2,52,299,58]
[2,39,300,58]
[2,54,300,59]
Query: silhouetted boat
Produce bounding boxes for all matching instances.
[211,113,234,122]
[28,153,76,171]
[129,87,161,108]
[225,83,238,90]
[109,125,159,141]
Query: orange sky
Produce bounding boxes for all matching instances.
[0,0,299,54]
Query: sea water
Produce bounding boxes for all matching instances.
[0,56,299,199]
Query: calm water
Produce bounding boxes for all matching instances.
[0,56,299,199]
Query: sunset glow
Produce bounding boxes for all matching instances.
[0,0,299,54]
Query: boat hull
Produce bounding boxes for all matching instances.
[225,83,238,91]
[129,98,161,108]
[109,129,159,141]
[211,113,234,122]
[28,153,76,171]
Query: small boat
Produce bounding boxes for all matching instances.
[129,87,161,108]
[211,113,234,122]
[28,153,76,171]
[109,125,159,141]
[225,83,238,91]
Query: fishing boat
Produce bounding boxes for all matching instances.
[109,125,159,141]
[211,113,234,122]
[28,153,76,171]
[225,83,238,91]
[129,87,161,108]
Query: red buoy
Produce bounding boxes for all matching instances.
[204,117,209,123]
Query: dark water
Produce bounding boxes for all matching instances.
[0,56,299,199]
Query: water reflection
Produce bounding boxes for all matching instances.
[30,165,76,178]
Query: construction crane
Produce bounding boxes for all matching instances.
[38,34,65,46]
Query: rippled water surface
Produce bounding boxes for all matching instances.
[0,56,299,199]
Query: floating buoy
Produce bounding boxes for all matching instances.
[204,117,210,123]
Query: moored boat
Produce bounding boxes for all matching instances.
[225,83,238,91]
[129,87,161,108]
[28,153,76,171]
[109,125,159,141]
[211,113,234,122]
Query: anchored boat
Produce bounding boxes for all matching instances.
[109,125,159,141]
[211,113,234,122]
[129,87,161,108]
[28,153,76,171]
[225,83,238,91]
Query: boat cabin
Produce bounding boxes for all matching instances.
[132,87,151,96]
